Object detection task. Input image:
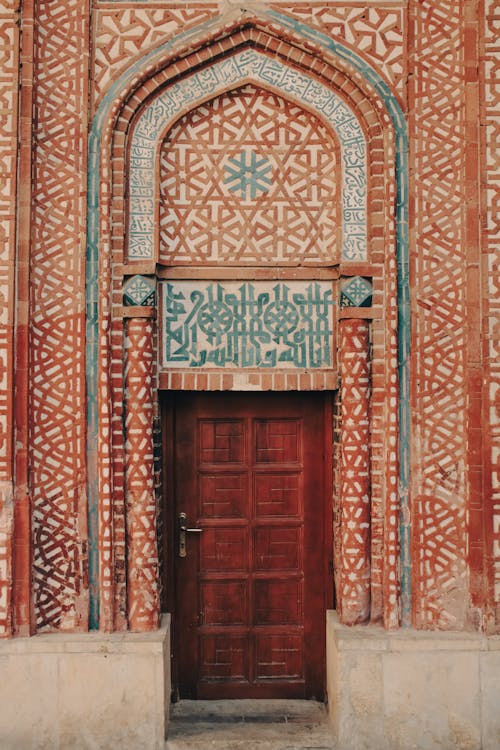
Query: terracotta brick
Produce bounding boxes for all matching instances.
[5,2,493,645]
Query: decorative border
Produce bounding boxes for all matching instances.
[86,11,409,627]
[128,48,367,262]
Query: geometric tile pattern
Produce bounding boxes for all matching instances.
[72,8,486,636]
[160,84,339,265]
[30,1,89,631]
[0,6,17,483]
[123,275,156,307]
[411,0,469,629]
[0,0,490,646]
[124,318,160,631]
[161,281,334,370]
[335,320,371,625]
[133,55,367,262]
[483,0,500,612]
[224,149,273,200]
[0,4,19,636]
[340,277,373,307]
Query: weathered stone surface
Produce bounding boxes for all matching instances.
[0,616,170,750]
[327,612,498,750]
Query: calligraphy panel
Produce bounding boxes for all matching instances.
[160,281,335,371]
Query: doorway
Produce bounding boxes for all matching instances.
[164,391,333,699]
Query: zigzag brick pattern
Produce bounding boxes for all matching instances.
[335,320,371,625]
[410,1,468,628]
[124,318,160,631]
[0,2,19,635]
[482,0,500,615]
[30,0,89,631]
[160,85,338,266]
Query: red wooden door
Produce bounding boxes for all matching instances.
[171,392,330,699]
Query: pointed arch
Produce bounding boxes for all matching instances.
[86,12,409,629]
[126,49,367,263]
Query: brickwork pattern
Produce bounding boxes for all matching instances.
[0,0,488,640]
[0,3,18,483]
[92,6,218,106]
[410,1,469,629]
[280,4,406,97]
[159,85,339,266]
[335,320,371,625]
[0,1,20,636]
[482,0,500,617]
[159,369,339,393]
[131,50,367,263]
[31,0,89,631]
[98,19,396,632]
[124,317,160,631]
[93,5,404,106]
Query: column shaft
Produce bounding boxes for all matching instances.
[337,319,371,624]
[124,317,160,631]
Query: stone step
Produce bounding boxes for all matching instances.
[165,700,336,750]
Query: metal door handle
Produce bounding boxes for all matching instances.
[178,512,203,557]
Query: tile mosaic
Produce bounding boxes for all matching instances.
[340,277,373,307]
[161,281,335,370]
[123,275,156,307]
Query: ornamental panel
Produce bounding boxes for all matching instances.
[160,281,335,371]
[128,52,367,262]
[31,0,89,632]
[482,0,500,613]
[159,85,339,266]
[410,0,469,628]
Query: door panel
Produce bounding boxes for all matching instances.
[171,391,330,699]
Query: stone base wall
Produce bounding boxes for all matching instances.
[327,611,500,750]
[0,615,170,750]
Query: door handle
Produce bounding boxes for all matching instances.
[178,512,203,558]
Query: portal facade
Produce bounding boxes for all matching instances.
[0,2,499,749]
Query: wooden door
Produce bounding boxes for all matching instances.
[169,392,331,699]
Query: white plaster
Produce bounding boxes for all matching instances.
[0,615,170,750]
[327,611,500,750]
